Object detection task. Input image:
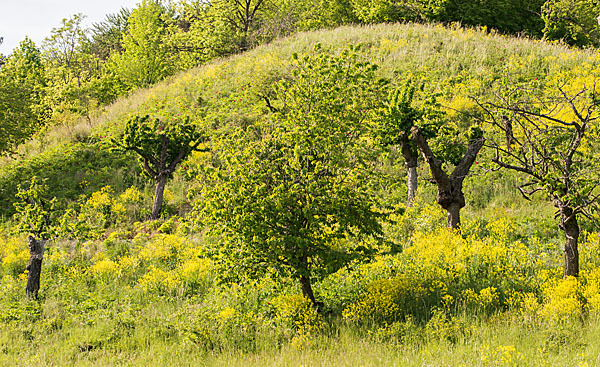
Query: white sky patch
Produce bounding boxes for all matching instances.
[0,0,141,54]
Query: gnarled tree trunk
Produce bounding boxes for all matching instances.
[26,236,45,298]
[151,173,168,220]
[411,127,484,230]
[557,203,580,277]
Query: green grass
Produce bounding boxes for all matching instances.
[1,22,600,366]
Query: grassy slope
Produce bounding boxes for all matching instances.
[0,22,594,219]
[2,23,600,366]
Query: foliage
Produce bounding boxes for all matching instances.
[439,0,545,35]
[3,20,600,365]
[351,0,441,23]
[112,114,207,219]
[0,38,49,153]
[196,45,387,302]
[109,0,174,89]
[12,177,58,239]
[541,0,600,47]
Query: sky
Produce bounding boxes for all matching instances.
[0,0,142,54]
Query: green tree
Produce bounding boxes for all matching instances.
[0,38,49,153]
[351,0,440,23]
[440,0,544,35]
[12,176,58,239]
[87,8,131,61]
[376,81,435,207]
[112,115,208,220]
[197,45,386,305]
[541,0,600,47]
[110,0,173,89]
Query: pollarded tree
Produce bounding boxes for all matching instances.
[483,79,600,277]
[377,80,484,224]
[198,45,387,305]
[12,177,57,298]
[375,81,445,207]
[112,115,208,220]
[410,115,485,229]
[376,82,421,207]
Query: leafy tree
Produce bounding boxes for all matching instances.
[112,115,208,220]
[541,0,600,47]
[440,0,544,35]
[87,8,131,61]
[12,176,58,239]
[483,78,600,277]
[110,0,174,89]
[376,81,439,207]
[204,0,273,52]
[12,177,58,298]
[351,0,440,23]
[197,45,386,305]
[43,13,91,86]
[0,38,49,153]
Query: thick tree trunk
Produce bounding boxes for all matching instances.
[407,166,417,207]
[446,202,462,229]
[26,236,45,298]
[151,173,168,220]
[560,206,580,277]
[300,274,316,305]
[411,127,484,230]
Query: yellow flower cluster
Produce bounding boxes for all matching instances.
[480,344,525,366]
[540,276,583,322]
[272,294,324,349]
[0,236,29,277]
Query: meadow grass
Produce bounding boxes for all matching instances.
[1,23,600,366]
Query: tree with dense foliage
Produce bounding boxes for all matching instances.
[0,38,49,153]
[87,8,131,61]
[440,0,545,35]
[541,0,600,47]
[110,0,173,89]
[351,0,545,35]
[113,115,208,220]
[12,177,58,240]
[484,78,600,277]
[376,81,427,207]
[198,45,387,305]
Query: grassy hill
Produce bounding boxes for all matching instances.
[1,22,594,218]
[1,23,600,365]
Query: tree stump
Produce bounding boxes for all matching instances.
[25,236,45,298]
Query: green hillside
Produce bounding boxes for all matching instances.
[1,23,592,217]
[2,23,600,365]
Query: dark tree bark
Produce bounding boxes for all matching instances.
[150,134,170,220]
[151,173,168,220]
[25,236,45,298]
[557,203,580,277]
[411,126,484,229]
[300,274,316,305]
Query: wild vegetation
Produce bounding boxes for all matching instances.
[2,1,600,365]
